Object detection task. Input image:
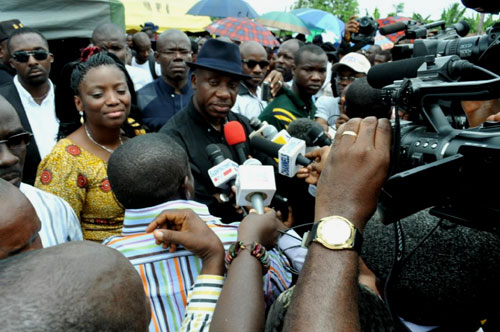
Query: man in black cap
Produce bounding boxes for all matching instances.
[160,39,265,222]
[0,19,23,87]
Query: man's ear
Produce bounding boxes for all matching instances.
[154,51,160,64]
[191,72,197,91]
[180,175,193,200]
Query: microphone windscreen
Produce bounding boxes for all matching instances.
[379,21,407,35]
[367,56,427,89]
[287,118,323,147]
[250,135,281,158]
[206,144,225,166]
[224,121,247,146]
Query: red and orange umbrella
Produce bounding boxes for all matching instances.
[206,17,280,47]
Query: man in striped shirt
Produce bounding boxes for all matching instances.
[105,133,292,332]
[0,95,82,248]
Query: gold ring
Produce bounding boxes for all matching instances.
[342,130,358,138]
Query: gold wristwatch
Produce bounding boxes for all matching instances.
[306,216,363,254]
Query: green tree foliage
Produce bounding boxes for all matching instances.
[463,13,498,33]
[372,7,381,20]
[412,13,432,24]
[387,2,405,17]
[292,0,359,22]
[440,2,467,26]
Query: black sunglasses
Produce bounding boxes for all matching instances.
[242,59,269,69]
[0,132,33,151]
[12,50,49,63]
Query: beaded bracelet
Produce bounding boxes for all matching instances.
[225,241,271,274]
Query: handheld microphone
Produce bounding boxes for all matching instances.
[224,121,248,164]
[288,118,327,147]
[262,124,278,140]
[367,56,427,89]
[307,126,332,147]
[206,144,239,188]
[235,158,276,214]
[250,135,312,177]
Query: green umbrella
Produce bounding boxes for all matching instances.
[256,11,312,35]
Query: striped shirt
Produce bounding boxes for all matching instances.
[103,200,292,332]
[180,275,223,332]
[20,182,82,247]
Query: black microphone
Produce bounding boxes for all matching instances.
[287,118,324,147]
[307,126,332,147]
[367,56,427,89]
[206,144,225,166]
[250,135,312,167]
[379,21,408,35]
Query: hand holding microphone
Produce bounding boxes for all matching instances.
[235,158,276,214]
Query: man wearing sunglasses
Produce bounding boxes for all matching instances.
[232,41,284,120]
[0,95,82,248]
[0,27,58,185]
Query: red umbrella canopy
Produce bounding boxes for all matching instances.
[206,17,280,47]
[377,16,411,42]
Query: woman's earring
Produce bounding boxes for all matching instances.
[79,111,84,124]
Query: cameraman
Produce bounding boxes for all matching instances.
[296,100,500,331]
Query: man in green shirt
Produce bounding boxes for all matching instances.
[259,44,327,131]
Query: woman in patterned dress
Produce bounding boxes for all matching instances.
[35,52,131,242]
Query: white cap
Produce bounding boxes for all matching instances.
[331,52,371,75]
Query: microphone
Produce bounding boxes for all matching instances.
[250,135,312,177]
[367,56,427,89]
[379,21,408,35]
[224,121,248,164]
[287,118,327,147]
[206,144,239,188]
[262,124,278,140]
[235,158,276,214]
[307,126,332,147]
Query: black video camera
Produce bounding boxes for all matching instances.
[376,55,500,232]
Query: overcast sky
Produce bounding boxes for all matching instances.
[246,0,480,20]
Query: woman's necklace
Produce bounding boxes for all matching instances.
[84,124,122,154]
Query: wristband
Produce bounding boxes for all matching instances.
[225,241,270,274]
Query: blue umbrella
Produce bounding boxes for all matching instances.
[187,0,259,19]
[292,8,345,39]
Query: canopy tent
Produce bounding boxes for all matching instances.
[121,0,211,33]
[0,0,125,40]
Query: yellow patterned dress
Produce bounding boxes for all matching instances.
[35,138,124,242]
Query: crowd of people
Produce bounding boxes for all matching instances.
[0,11,499,332]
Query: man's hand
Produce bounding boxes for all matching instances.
[315,117,392,230]
[146,209,225,275]
[343,16,360,43]
[297,146,331,185]
[264,70,285,97]
[237,209,286,249]
[462,99,500,127]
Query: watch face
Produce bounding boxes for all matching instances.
[320,219,352,245]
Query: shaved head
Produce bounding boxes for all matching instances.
[239,41,266,59]
[0,241,151,331]
[157,29,190,50]
[0,179,42,259]
[91,23,125,44]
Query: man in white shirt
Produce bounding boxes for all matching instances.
[91,23,151,91]
[0,95,82,248]
[0,27,57,185]
[131,31,161,82]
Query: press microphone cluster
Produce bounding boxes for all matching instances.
[224,121,249,164]
[207,144,239,188]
